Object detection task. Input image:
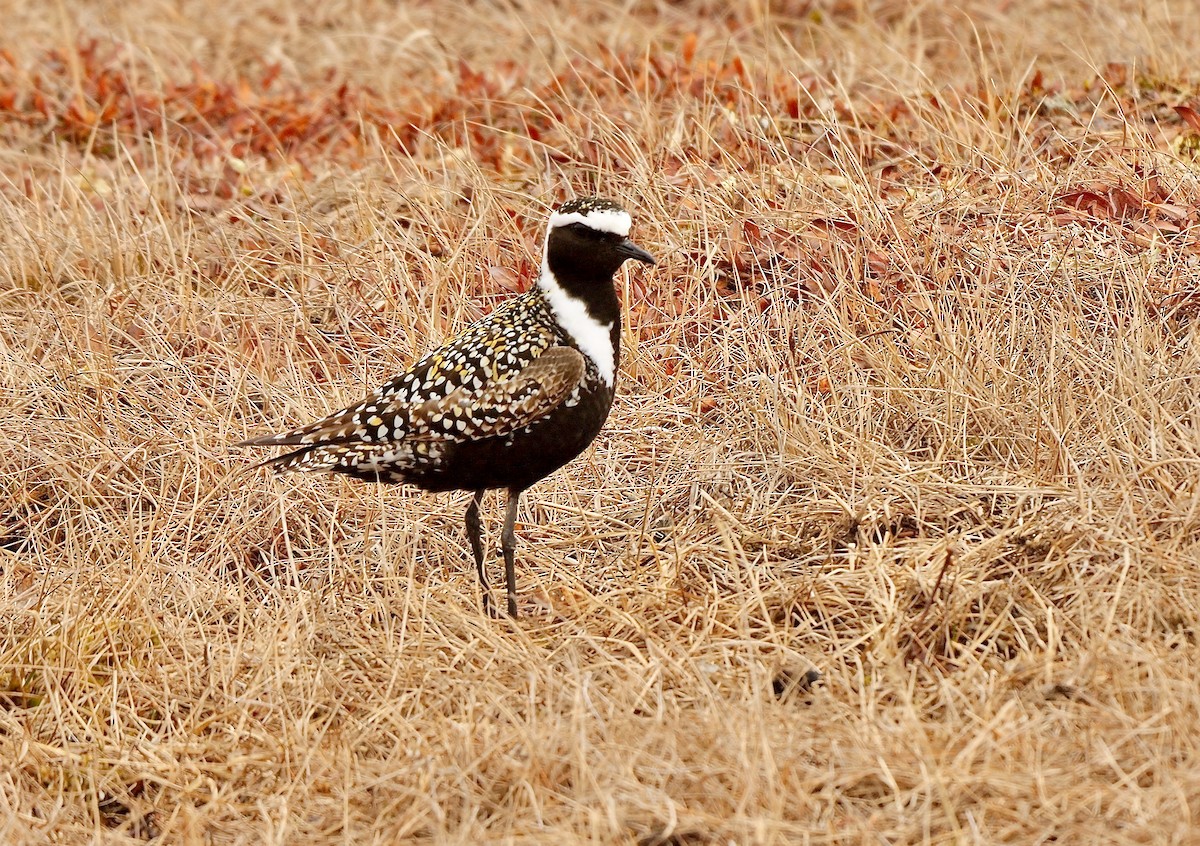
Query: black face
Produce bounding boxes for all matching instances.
[546,222,656,284]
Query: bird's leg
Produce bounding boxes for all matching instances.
[501,489,521,618]
[465,490,494,616]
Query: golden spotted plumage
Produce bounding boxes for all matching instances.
[238,292,564,467]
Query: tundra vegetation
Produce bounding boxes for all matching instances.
[1,1,1199,842]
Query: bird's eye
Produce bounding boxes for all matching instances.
[568,223,604,239]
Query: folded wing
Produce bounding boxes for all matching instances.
[241,346,586,475]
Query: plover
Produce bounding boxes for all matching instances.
[237,197,655,617]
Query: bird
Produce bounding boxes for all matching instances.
[236,197,655,617]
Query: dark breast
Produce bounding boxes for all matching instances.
[406,373,614,493]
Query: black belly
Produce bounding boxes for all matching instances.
[401,380,614,493]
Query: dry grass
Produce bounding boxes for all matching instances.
[2,0,1200,842]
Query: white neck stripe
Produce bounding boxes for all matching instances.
[536,268,615,387]
[548,208,632,237]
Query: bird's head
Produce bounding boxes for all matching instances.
[543,197,655,281]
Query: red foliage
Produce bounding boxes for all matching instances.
[0,40,523,165]
[0,37,854,178]
[1055,173,1199,246]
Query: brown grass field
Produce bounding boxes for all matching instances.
[2,0,1200,842]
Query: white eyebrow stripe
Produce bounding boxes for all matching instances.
[548,208,632,237]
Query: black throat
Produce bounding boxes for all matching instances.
[544,233,623,327]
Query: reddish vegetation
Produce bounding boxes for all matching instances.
[3,39,1197,196]
[0,40,713,165]
[0,41,416,162]
[5,39,1198,362]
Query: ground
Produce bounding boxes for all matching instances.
[1,0,1200,843]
